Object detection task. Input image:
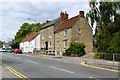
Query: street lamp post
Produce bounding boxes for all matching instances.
[28,18,37,54]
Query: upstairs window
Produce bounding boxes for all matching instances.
[49,26,51,29]
[42,29,44,32]
[49,32,52,38]
[64,29,67,36]
[58,31,60,37]
[42,34,44,40]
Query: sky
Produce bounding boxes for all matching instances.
[0,0,91,42]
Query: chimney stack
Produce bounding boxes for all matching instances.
[60,11,68,22]
[79,11,85,18]
[46,20,49,23]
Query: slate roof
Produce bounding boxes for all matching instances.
[21,32,40,42]
[55,15,79,32]
[41,18,59,29]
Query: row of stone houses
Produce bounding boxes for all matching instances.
[20,11,93,56]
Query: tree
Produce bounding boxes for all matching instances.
[86,1,120,53]
[10,22,45,49]
[0,41,3,48]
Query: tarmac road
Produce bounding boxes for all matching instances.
[0,52,119,80]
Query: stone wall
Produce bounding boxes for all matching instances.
[40,25,55,50]
[55,28,72,55]
[71,17,93,53]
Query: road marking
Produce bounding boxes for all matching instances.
[89,76,93,78]
[15,57,21,60]
[0,62,30,80]
[49,66,74,74]
[63,61,70,63]
[25,60,39,64]
[81,61,120,72]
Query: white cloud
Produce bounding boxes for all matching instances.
[0,1,90,42]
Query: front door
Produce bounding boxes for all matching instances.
[45,41,48,50]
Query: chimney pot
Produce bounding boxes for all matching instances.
[60,11,68,22]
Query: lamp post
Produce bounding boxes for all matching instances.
[28,18,37,54]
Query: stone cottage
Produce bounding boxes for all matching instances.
[40,11,69,54]
[54,11,93,56]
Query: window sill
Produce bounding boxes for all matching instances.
[49,47,52,49]
[64,47,67,49]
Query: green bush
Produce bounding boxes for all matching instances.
[5,48,13,50]
[65,42,86,57]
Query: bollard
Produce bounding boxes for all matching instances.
[113,54,114,67]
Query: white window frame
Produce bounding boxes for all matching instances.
[49,42,52,48]
[57,41,59,48]
[49,26,51,29]
[78,29,81,34]
[58,31,60,37]
[42,43,44,48]
[49,32,51,38]
[42,34,44,40]
[64,40,67,48]
[64,29,67,36]
[42,29,44,32]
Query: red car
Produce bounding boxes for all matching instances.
[14,49,22,54]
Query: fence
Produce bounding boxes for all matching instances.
[93,53,120,68]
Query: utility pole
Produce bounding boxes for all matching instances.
[28,18,37,54]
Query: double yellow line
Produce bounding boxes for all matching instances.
[0,62,30,80]
[81,61,120,72]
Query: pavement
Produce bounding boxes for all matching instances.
[23,53,120,70]
[0,52,120,79]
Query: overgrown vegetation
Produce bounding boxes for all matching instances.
[10,22,45,49]
[95,53,120,61]
[0,41,3,48]
[86,1,120,53]
[65,42,86,57]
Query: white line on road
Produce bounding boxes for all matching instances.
[49,66,74,74]
[63,61,70,63]
[14,57,21,60]
[25,60,39,64]
[89,76,93,78]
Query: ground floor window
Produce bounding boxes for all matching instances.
[42,43,44,48]
[64,40,67,48]
[57,41,59,48]
[49,42,52,48]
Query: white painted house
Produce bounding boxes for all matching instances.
[20,32,40,53]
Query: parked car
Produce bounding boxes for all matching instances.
[0,48,6,52]
[6,50,12,53]
[14,49,22,54]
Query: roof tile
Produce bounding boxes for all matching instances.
[21,32,40,42]
[55,15,79,32]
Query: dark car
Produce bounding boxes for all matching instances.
[6,50,12,53]
[14,49,22,54]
